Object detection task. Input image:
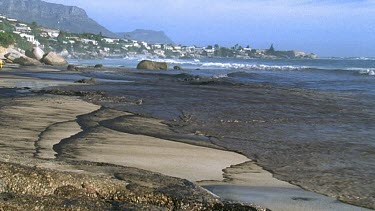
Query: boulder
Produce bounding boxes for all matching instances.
[25,47,45,61]
[67,64,78,71]
[137,60,168,70]
[4,50,23,61]
[173,65,182,70]
[42,52,68,66]
[13,56,42,66]
[94,64,103,68]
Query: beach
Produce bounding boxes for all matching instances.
[0,64,373,210]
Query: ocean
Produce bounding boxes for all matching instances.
[59,57,375,208]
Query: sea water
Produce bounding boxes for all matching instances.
[65,57,375,209]
[69,57,375,93]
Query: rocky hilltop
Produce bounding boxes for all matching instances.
[0,0,117,37]
[118,29,174,44]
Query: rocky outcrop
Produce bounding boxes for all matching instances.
[4,49,23,61]
[42,52,68,66]
[13,56,42,66]
[94,64,103,68]
[25,47,45,61]
[137,60,168,70]
[0,162,267,211]
[174,66,182,70]
[67,64,78,71]
[75,78,97,84]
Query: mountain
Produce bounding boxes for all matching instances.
[0,0,117,37]
[117,29,174,44]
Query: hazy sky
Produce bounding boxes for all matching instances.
[44,0,375,57]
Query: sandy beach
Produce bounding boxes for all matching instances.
[0,65,372,210]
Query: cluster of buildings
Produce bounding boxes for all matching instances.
[0,14,236,59]
[0,15,40,46]
[0,14,251,59]
[0,14,315,59]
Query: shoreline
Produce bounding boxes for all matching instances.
[0,65,374,210]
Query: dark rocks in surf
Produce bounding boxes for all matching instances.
[94,64,103,68]
[137,60,168,70]
[75,78,97,84]
[67,64,78,71]
[174,65,182,70]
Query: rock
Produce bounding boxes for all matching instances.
[67,64,77,71]
[13,56,42,66]
[173,66,182,70]
[42,52,68,66]
[4,50,23,61]
[94,64,103,68]
[137,60,168,70]
[74,78,97,84]
[25,47,45,61]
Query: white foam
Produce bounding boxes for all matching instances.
[212,74,228,79]
[201,62,308,71]
[357,68,375,76]
[152,58,202,66]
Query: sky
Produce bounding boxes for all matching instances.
[44,0,375,57]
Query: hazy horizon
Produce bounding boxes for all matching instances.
[44,0,375,57]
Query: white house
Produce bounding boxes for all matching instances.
[102,38,119,44]
[152,44,162,49]
[7,18,17,22]
[40,28,60,38]
[174,46,182,50]
[154,49,165,57]
[141,41,151,50]
[163,45,173,51]
[19,33,40,46]
[184,46,196,53]
[81,39,98,45]
[15,26,31,33]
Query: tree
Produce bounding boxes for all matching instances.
[268,44,275,54]
[57,31,66,42]
[30,22,38,29]
[0,32,15,47]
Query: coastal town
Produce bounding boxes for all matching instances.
[0,14,317,61]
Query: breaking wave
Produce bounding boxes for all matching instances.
[201,62,309,71]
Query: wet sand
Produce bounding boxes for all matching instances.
[0,66,265,210]
[0,66,372,210]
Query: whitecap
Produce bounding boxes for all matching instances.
[201,62,308,71]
